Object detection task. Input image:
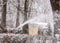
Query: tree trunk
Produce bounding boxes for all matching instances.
[23,0,29,34]
[16,0,20,27]
[1,0,7,28]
